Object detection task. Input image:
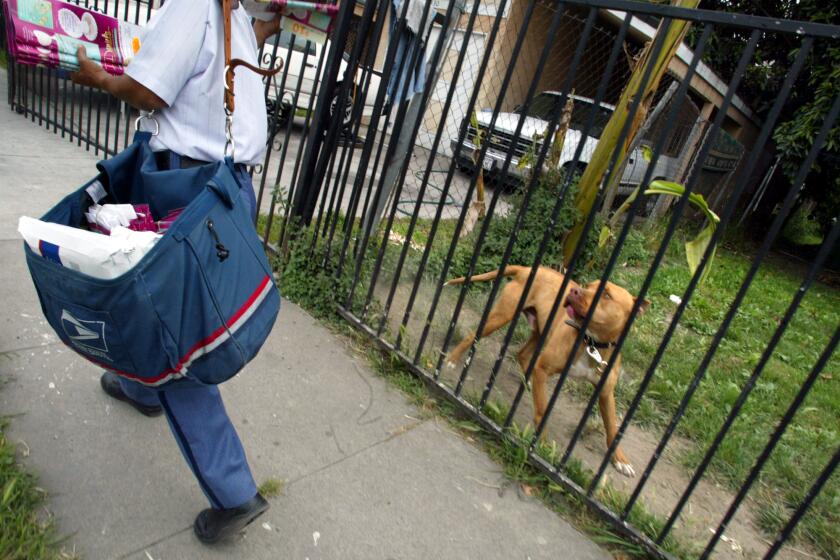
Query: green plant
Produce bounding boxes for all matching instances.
[649,180,721,284]
[781,203,825,246]
[0,421,67,559]
[608,180,721,284]
[446,167,583,281]
[272,226,356,319]
[590,225,653,272]
[258,478,286,498]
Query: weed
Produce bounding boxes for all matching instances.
[269,223,360,320]
[258,478,286,499]
[0,421,68,559]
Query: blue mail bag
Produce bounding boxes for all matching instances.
[23,132,281,387]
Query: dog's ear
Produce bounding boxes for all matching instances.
[635,297,651,315]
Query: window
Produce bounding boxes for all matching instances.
[520,93,614,138]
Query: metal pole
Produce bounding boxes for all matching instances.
[291,0,359,225]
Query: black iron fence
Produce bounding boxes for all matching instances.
[6,0,840,558]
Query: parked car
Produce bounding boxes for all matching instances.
[261,33,382,133]
[451,92,679,197]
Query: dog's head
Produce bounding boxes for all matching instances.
[564,280,650,342]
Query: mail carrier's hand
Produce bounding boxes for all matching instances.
[70,46,108,90]
[253,13,282,48]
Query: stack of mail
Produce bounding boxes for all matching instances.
[2,0,144,74]
[19,216,161,280]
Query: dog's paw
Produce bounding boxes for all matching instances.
[612,460,636,478]
[445,360,457,370]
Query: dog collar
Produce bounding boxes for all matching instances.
[564,319,617,350]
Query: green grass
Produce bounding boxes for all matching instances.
[257,478,286,499]
[603,230,840,558]
[0,421,67,559]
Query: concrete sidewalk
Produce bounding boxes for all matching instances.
[0,70,609,560]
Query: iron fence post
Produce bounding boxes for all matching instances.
[291,0,358,226]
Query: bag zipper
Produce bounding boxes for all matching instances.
[206,219,230,262]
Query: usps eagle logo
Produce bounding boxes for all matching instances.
[61,309,109,357]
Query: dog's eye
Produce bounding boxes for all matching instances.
[604,292,612,300]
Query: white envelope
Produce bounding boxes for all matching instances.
[18,216,161,280]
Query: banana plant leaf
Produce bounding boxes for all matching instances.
[646,180,720,283]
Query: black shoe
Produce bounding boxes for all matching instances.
[194,493,270,544]
[99,371,163,417]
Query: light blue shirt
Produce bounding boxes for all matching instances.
[126,0,268,164]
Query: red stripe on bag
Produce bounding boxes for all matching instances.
[74,275,273,386]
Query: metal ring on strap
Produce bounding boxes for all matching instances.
[134,110,160,136]
[224,112,236,160]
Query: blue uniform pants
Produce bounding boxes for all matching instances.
[118,153,259,510]
[119,379,257,509]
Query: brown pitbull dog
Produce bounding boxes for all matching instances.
[444,265,649,477]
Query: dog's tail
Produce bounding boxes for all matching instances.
[444,266,527,286]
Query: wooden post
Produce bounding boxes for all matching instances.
[601,80,678,221]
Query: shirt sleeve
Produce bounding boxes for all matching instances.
[125,0,211,106]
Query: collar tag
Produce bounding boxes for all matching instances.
[586,345,608,374]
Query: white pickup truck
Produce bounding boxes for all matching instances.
[451,92,679,195]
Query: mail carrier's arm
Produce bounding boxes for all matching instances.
[70,47,167,112]
[70,4,279,109]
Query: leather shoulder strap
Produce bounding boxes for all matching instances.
[221,0,282,115]
[223,0,236,114]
